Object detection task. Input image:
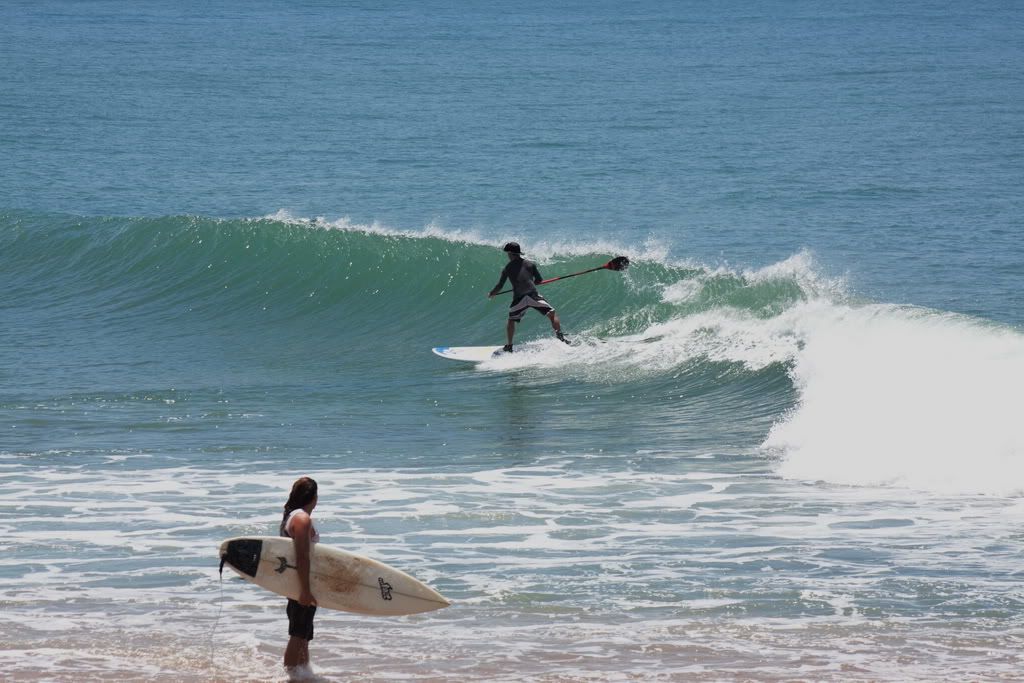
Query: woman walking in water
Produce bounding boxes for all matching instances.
[280,476,319,677]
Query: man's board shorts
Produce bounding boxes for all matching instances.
[508,293,554,321]
[286,598,317,640]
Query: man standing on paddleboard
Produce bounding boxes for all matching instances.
[488,242,569,352]
[280,477,319,678]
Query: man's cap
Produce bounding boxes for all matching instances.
[502,241,523,254]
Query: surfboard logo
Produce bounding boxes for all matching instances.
[275,556,297,574]
[378,577,393,600]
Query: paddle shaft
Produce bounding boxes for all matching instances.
[491,255,626,296]
[493,265,609,296]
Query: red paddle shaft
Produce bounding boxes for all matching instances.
[493,256,630,295]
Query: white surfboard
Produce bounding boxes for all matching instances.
[432,345,505,362]
[219,536,450,616]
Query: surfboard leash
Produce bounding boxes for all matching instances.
[206,558,227,674]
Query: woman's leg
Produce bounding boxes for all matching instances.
[284,635,309,670]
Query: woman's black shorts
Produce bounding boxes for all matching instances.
[286,599,317,640]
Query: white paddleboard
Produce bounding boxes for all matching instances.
[219,536,450,616]
[432,346,505,362]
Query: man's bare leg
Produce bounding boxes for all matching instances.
[547,311,561,335]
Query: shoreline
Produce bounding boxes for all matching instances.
[2,604,1021,682]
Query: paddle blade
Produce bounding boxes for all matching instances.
[605,256,630,271]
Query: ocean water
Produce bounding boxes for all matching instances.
[2,1,1023,681]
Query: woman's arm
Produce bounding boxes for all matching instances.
[290,512,317,607]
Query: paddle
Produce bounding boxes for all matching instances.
[493,256,630,295]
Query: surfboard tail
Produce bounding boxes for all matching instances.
[219,538,263,578]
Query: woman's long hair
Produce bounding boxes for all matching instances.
[280,476,318,536]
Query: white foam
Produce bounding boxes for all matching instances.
[743,249,846,299]
[661,278,704,303]
[262,210,669,264]
[765,304,1024,496]
[477,303,805,379]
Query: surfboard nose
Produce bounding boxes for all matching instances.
[429,588,452,609]
[220,537,263,578]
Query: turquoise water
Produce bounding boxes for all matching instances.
[2,2,1023,681]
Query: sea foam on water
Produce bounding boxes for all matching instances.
[766,304,1024,496]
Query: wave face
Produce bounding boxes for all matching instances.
[3,210,1023,496]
